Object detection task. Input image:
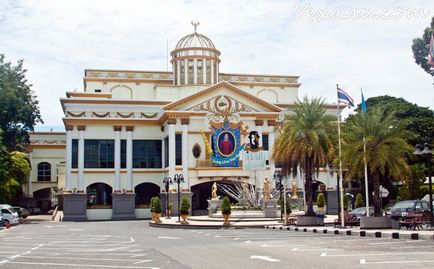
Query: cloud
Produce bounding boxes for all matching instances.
[0,0,433,128]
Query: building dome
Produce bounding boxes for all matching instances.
[171,22,220,86]
[175,32,216,50]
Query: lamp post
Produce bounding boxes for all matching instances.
[163,176,172,219]
[173,174,184,223]
[273,171,283,220]
[414,140,433,228]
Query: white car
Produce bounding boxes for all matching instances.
[0,206,19,226]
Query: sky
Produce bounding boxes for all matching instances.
[0,0,433,131]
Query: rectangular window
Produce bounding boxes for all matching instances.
[84,140,115,168]
[94,89,101,93]
[262,134,269,151]
[176,134,182,165]
[164,136,169,168]
[120,140,126,169]
[72,139,78,168]
[133,140,162,168]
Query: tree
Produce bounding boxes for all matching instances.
[316,193,325,209]
[354,96,434,146]
[273,97,335,216]
[397,164,425,200]
[0,54,43,151]
[411,17,434,77]
[342,107,413,216]
[0,150,30,204]
[220,197,231,215]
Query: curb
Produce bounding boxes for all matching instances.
[264,226,434,241]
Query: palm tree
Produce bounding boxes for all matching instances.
[273,97,335,216]
[342,107,412,216]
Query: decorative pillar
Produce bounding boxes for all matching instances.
[216,61,219,83]
[177,61,181,86]
[126,126,134,192]
[202,58,207,84]
[255,120,264,194]
[181,119,189,190]
[184,59,188,85]
[77,125,85,193]
[114,126,122,193]
[193,58,198,84]
[168,119,177,185]
[65,125,74,191]
[267,120,276,180]
[161,125,165,169]
[210,60,214,84]
[28,151,33,197]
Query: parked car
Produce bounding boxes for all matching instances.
[22,205,41,215]
[12,207,30,219]
[0,207,19,226]
[390,200,430,219]
[0,214,4,227]
[349,207,374,220]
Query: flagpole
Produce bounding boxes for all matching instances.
[336,84,345,228]
[362,89,370,217]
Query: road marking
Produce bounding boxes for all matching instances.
[320,253,326,257]
[12,256,153,262]
[130,254,147,258]
[245,240,251,243]
[292,247,298,251]
[322,251,434,257]
[214,235,220,238]
[360,259,366,264]
[129,249,142,253]
[157,236,180,240]
[5,261,160,269]
[133,260,152,264]
[68,228,84,231]
[362,260,434,265]
[250,255,280,262]
[233,238,239,240]
[0,260,7,265]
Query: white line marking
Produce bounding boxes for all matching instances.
[9,255,20,259]
[133,260,152,264]
[233,237,239,240]
[292,247,298,251]
[214,235,220,238]
[130,254,146,258]
[0,260,8,264]
[245,240,251,243]
[13,256,152,262]
[250,255,280,262]
[360,259,366,264]
[6,261,160,268]
[68,229,84,231]
[157,236,179,240]
[129,249,142,253]
[323,251,434,257]
[363,260,434,265]
[320,253,327,257]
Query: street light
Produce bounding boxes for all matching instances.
[414,140,433,228]
[273,171,283,220]
[173,174,185,223]
[163,176,172,219]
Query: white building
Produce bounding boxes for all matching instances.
[25,26,340,220]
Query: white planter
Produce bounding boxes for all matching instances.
[135,208,151,219]
[86,209,113,220]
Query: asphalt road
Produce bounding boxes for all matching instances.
[0,218,434,269]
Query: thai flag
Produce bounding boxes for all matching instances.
[428,34,434,66]
[337,86,354,108]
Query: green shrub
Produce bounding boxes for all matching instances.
[316,193,325,208]
[150,197,156,213]
[153,197,162,214]
[220,197,231,215]
[343,195,349,211]
[167,202,173,210]
[355,193,364,208]
[180,197,190,215]
[279,199,292,214]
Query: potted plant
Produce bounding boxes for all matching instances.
[153,197,162,224]
[316,193,325,213]
[167,202,173,218]
[221,197,231,226]
[280,199,292,224]
[150,197,156,221]
[180,197,190,224]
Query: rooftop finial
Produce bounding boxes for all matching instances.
[191,20,200,33]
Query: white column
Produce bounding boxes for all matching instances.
[168,120,176,184]
[216,61,219,82]
[78,126,85,192]
[184,59,188,85]
[202,58,207,84]
[210,60,214,84]
[177,60,181,86]
[255,121,264,194]
[181,120,189,190]
[65,127,73,191]
[114,127,121,192]
[193,58,197,84]
[126,127,133,192]
[268,122,276,180]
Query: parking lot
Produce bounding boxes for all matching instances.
[1,217,434,269]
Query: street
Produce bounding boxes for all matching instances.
[0,218,433,269]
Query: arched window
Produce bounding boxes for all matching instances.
[37,162,51,181]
